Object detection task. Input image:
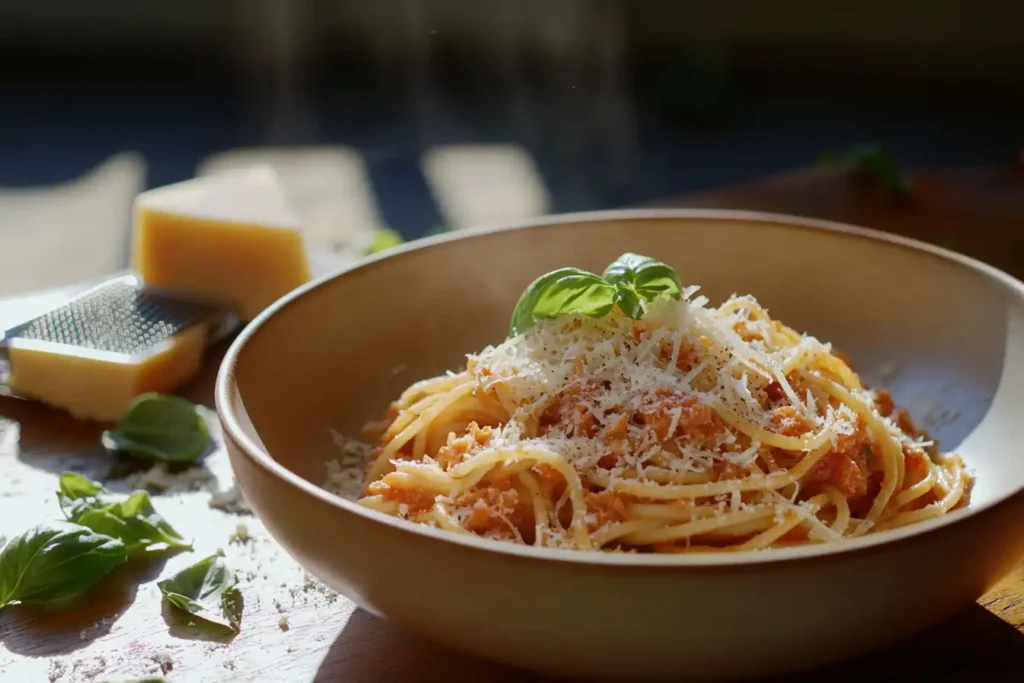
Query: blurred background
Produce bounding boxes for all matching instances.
[0,0,1022,296]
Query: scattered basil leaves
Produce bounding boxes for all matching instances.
[57,471,106,521]
[59,471,104,499]
[0,522,126,610]
[103,393,209,463]
[58,472,191,556]
[158,554,242,632]
[77,493,192,556]
[366,228,405,255]
[509,254,683,335]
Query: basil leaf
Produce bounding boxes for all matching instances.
[79,494,191,556]
[103,393,209,463]
[366,228,404,255]
[0,523,126,610]
[820,143,908,197]
[612,283,645,319]
[818,149,840,164]
[60,471,104,499]
[850,144,908,197]
[602,253,683,302]
[58,472,106,521]
[120,492,191,552]
[58,472,191,555]
[509,254,683,332]
[509,267,616,335]
[158,555,242,632]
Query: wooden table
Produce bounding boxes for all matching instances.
[2,165,1024,682]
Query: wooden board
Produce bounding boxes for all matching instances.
[668,164,1024,278]
[3,165,1024,682]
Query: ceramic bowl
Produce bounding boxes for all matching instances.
[216,210,1024,680]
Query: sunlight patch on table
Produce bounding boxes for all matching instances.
[422,144,550,231]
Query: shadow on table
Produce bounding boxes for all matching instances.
[0,341,229,482]
[0,396,107,478]
[0,555,169,657]
[313,609,537,683]
[786,603,1024,681]
[314,604,1024,683]
[0,393,222,495]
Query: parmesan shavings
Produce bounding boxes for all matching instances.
[326,285,958,548]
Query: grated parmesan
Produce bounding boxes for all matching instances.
[122,462,216,493]
[323,285,949,545]
[465,292,858,476]
[209,484,251,515]
[324,430,374,500]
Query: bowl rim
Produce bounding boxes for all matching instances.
[216,208,1024,568]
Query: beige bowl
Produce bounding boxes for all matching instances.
[216,210,1024,680]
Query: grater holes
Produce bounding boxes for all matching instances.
[5,281,222,356]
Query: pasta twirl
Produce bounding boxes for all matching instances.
[349,272,970,553]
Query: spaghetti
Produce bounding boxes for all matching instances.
[352,282,970,552]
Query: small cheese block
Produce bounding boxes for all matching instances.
[7,325,206,422]
[132,167,311,321]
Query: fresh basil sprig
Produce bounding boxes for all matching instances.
[509,254,682,335]
[602,252,683,318]
[58,472,191,556]
[602,253,683,300]
[510,268,617,335]
[103,393,209,463]
[0,522,126,610]
[158,554,242,633]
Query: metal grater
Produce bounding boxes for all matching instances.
[0,273,238,397]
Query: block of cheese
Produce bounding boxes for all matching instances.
[1,273,230,421]
[6,325,206,422]
[132,166,311,321]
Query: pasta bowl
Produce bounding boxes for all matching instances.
[216,210,1024,680]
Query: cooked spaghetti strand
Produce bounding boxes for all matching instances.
[343,283,970,552]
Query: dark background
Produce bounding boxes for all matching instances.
[1,0,1021,239]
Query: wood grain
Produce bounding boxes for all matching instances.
[2,165,1024,682]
